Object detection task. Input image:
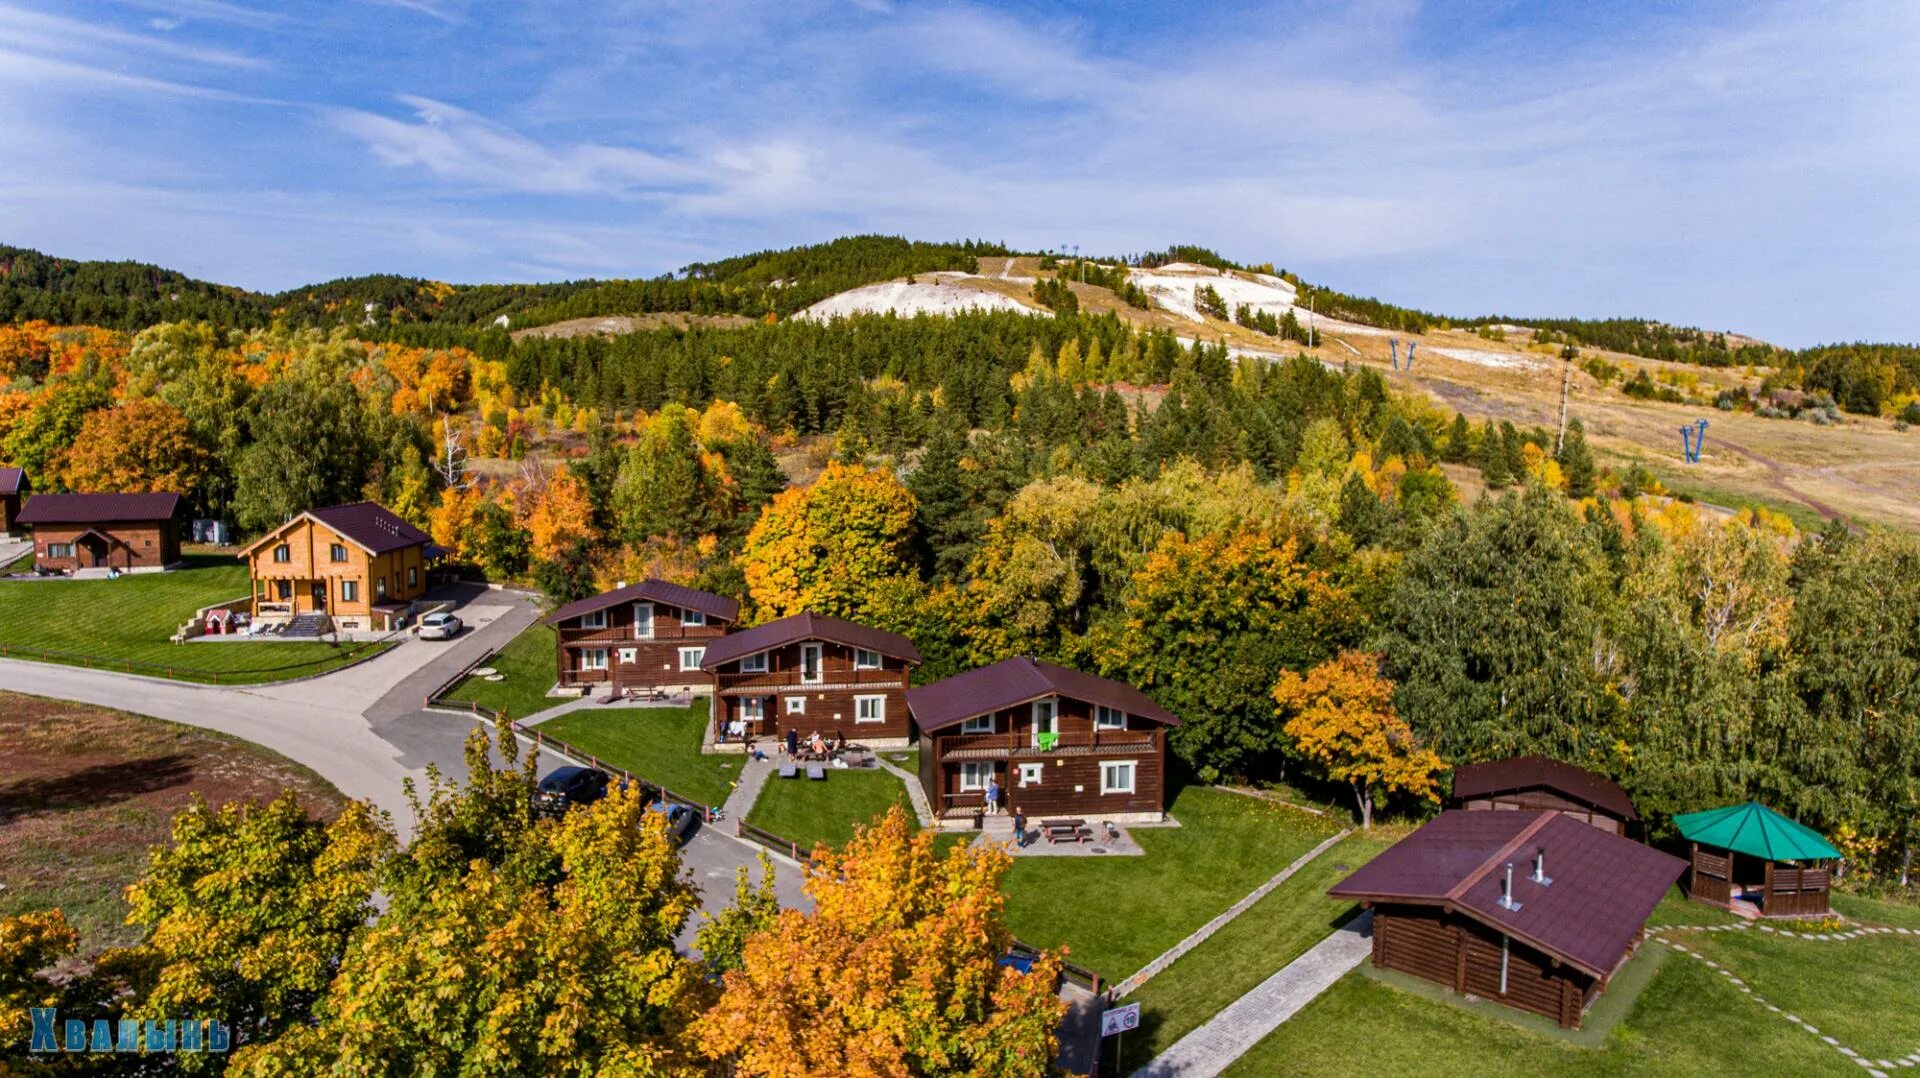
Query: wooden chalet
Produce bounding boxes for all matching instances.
[1675,802,1839,918]
[1330,810,1684,1029]
[0,467,25,536]
[543,579,740,696]
[906,657,1179,823]
[237,502,444,631]
[16,491,185,572]
[698,612,920,746]
[1449,755,1638,834]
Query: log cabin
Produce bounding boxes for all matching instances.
[907,657,1178,823]
[0,467,25,537]
[16,491,185,572]
[1329,810,1684,1029]
[236,502,443,631]
[698,612,920,748]
[543,579,740,696]
[1448,755,1638,834]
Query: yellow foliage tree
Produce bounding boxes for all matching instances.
[1273,650,1444,829]
[520,467,599,562]
[739,462,917,621]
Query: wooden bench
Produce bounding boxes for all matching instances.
[806,764,827,781]
[777,763,798,779]
[1042,818,1091,844]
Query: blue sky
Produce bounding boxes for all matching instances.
[1,0,1914,346]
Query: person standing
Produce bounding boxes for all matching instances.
[1013,808,1027,849]
[786,728,799,759]
[985,776,1001,816]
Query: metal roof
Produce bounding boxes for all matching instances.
[906,656,1180,732]
[698,611,920,669]
[1673,802,1841,863]
[1450,755,1639,821]
[0,467,24,495]
[545,579,741,626]
[237,501,432,557]
[15,491,183,524]
[1329,810,1684,979]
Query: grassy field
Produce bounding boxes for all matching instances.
[532,701,741,807]
[1112,827,1396,1070]
[1647,885,1746,927]
[439,622,558,719]
[1000,786,1344,980]
[747,767,919,854]
[1833,890,1920,929]
[0,552,388,684]
[0,692,345,955]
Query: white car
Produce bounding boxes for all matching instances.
[417,612,464,640]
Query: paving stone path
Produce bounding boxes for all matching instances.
[870,754,934,826]
[1654,922,1920,1077]
[720,754,777,823]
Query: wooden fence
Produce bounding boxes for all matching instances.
[0,640,389,685]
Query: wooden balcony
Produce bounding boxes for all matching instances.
[935,728,1161,759]
[556,625,723,646]
[715,669,906,694]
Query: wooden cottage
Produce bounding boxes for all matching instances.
[16,491,185,572]
[1675,802,1839,918]
[698,612,920,747]
[1330,810,1684,1029]
[1449,756,1638,834]
[0,467,25,536]
[906,657,1178,823]
[237,502,443,631]
[543,579,739,696]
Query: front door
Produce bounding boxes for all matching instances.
[310,581,327,612]
[78,533,109,568]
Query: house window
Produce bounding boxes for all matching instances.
[633,603,654,640]
[340,579,359,603]
[679,647,705,671]
[785,696,807,715]
[580,609,607,630]
[272,544,290,563]
[800,643,823,684]
[329,543,348,562]
[581,648,609,671]
[854,648,882,669]
[407,567,418,588]
[617,647,637,664]
[959,762,991,792]
[1095,705,1126,730]
[1031,698,1057,747]
[1101,761,1137,795]
[854,695,885,724]
[1018,763,1044,787]
[376,576,387,599]
[274,579,291,600]
[47,543,74,559]
[740,653,768,673]
[740,697,767,722]
[683,609,706,627]
[961,715,994,734]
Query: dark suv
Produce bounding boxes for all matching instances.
[533,766,610,818]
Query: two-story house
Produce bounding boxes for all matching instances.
[906,657,1179,823]
[236,501,442,631]
[698,612,920,747]
[543,579,740,696]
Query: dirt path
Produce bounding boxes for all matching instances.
[1709,434,1846,522]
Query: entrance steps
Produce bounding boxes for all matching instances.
[282,613,332,639]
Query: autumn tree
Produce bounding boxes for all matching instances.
[739,461,918,621]
[695,856,782,976]
[53,399,212,501]
[693,807,1064,1077]
[0,910,80,1053]
[1274,651,1444,829]
[520,465,600,563]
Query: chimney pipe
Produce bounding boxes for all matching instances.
[1499,863,1523,912]
[1532,846,1552,886]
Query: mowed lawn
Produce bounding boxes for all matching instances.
[747,768,919,854]
[0,692,346,954]
[533,701,742,808]
[1000,786,1345,981]
[439,623,558,720]
[0,553,388,684]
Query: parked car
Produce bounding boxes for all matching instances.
[646,800,698,845]
[533,766,609,818]
[417,611,463,640]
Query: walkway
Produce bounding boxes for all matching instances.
[720,755,777,821]
[1131,911,1373,1078]
[871,754,933,826]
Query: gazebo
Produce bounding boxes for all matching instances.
[1675,802,1840,918]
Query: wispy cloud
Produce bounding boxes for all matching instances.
[365,0,461,25]
[0,2,267,68]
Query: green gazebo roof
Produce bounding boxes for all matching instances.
[1674,802,1840,863]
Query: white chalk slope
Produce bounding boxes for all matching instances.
[795,279,1046,321]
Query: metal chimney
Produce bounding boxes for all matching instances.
[1499,863,1523,912]
[1532,846,1552,886]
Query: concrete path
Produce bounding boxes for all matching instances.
[1131,911,1373,1078]
[0,536,30,567]
[872,754,933,826]
[720,755,776,821]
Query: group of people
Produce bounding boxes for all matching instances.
[784,728,844,760]
[981,778,1035,849]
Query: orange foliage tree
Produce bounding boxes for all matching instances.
[692,807,1065,1076]
[1273,650,1444,829]
[53,399,212,498]
[519,466,599,563]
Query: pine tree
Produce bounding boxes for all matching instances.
[1558,418,1597,498]
[1477,420,1512,488]
[1441,414,1473,463]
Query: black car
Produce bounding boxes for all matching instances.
[533,766,610,818]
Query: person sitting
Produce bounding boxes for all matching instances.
[809,733,828,758]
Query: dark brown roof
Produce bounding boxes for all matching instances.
[1450,756,1638,821]
[698,611,920,669]
[307,502,433,555]
[15,491,183,524]
[545,579,741,626]
[0,467,23,495]
[1330,810,1684,978]
[906,657,1180,732]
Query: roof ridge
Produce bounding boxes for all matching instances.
[1444,812,1558,903]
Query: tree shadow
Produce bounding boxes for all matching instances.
[0,754,196,824]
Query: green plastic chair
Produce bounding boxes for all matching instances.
[1037,732,1059,752]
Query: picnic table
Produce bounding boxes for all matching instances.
[1042,818,1092,844]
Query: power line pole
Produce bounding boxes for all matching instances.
[1556,345,1576,454]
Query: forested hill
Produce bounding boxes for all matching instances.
[0,235,1003,332]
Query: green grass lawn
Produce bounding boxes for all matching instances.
[1225,946,1852,1077]
[1833,890,1920,929]
[1113,827,1396,1071]
[532,700,741,808]
[439,623,558,720]
[0,552,388,684]
[999,786,1344,981]
[1672,926,1920,1062]
[1648,885,1745,927]
[746,768,918,854]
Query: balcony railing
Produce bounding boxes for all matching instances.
[715,668,905,693]
[556,625,724,645]
[934,728,1160,757]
